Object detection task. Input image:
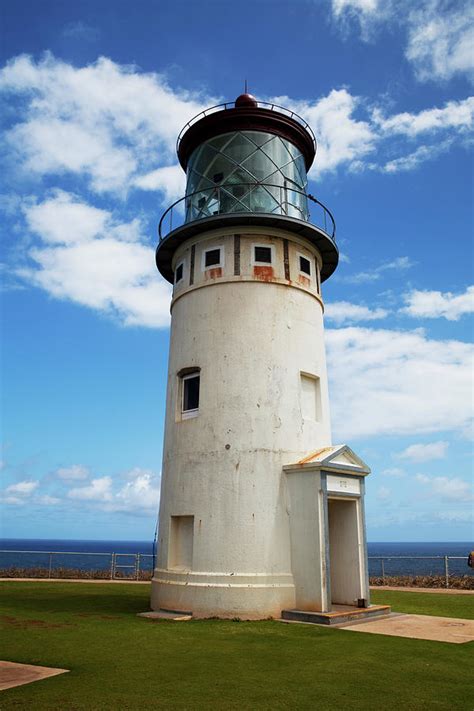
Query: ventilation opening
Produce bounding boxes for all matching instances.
[169,515,194,570]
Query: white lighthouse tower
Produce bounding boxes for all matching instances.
[151,94,386,622]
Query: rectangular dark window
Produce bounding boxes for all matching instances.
[299,256,311,275]
[254,246,272,263]
[183,374,200,412]
[175,263,183,283]
[205,248,221,267]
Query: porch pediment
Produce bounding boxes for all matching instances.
[283,444,370,476]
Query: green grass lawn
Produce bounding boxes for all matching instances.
[0,582,472,710]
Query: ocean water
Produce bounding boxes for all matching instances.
[0,539,472,577]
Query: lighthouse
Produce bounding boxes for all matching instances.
[151,93,381,622]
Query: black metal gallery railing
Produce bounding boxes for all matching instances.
[177,101,317,153]
[158,183,336,243]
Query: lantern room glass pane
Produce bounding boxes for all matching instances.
[185,130,309,223]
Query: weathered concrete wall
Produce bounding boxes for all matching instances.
[151,226,332,618]
[285,470,328,612]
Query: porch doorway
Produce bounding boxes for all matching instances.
[327,498,363,607]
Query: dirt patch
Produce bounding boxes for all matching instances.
[0,615,73,629]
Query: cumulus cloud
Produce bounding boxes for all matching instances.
[66,467,160,513]
[1,479,40,505]
[56,464,90,480]
[325,301,389,325]
[381,467,406,477]
[401,286,474,320]
[331,0,474,83]
[68,476,113,502]
[341,256,414,284]
[406,1,474,83]
[398,441,448,462]
[415,473,472,501]
[0,53,214,195]
[5,480,38,495]
[18,191,172,328]
[326,326,473,439]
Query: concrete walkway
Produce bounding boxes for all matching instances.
[0,661,68,691]
[342,613,474,644]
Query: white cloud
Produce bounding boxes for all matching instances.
[19,191,172,328]
[286,89,376,174]
[382,140,453,173]
[415,473,472,501]
[5,480,39,495]
[401,286,474,321]
[381,467,406,477]
[56,464,90,481]
[398,441,448,462]
[374,97,474,136]
[325,301,388,325]
[37,494,61,505]
[326,326,473,439]
[342,256,414,284]
[0,53,214,195]
[133,165,185,203]
[406,1,474,83]
[111,468,160,513]
[66,468,160,513]
[331,0,474,83]
[68,476,113,502]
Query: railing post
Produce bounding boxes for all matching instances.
[136,553,140,581]
[444,556,449,589]
[48,553,53,579]
[110,553,115,580]
[381,559,385,585]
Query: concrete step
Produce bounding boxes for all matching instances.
[137,609,192,621]
[281,604,391,626]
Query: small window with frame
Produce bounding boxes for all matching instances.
[202,247,223,270]
[299,255,311,276]
[253,244,274,265]
[180,371,200,418]
[174,261,184,284]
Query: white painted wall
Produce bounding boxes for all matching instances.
[151,227,332,618]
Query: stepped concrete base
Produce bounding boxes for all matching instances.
[137,609,192,621]
[281,604,391,626]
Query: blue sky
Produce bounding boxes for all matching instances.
[1,0,473,542]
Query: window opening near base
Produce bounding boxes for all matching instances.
[182,372,200,418]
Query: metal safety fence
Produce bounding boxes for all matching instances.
[0,551,472,588]
[0,550,155,580]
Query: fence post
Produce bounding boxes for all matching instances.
[381,559,385,585]
[136,553,140,581]
[48,553,53,579]
[444,556,449,589]
[110,553,115,580]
